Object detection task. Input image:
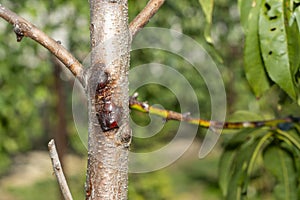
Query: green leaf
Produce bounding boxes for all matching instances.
[294,5,300,32]
[229,110,264,122]
[276,129,300,151]
[263,145,297,200]
[284,1,300,91]
[198,0,214,43]
[244,0,270,97]
[259,0,297,99]
[238,0,254,31]
[219,149,236,197]
[223,128,260,148]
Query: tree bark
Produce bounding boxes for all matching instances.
[52,58,68,166]
[85,0,131,199]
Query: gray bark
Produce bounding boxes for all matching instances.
[85,0,131,199]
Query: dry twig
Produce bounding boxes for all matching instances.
[129,0,165,38]
[48,139,73,200]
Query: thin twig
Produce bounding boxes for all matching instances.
[0,4,85,85]
[129,94,300,130]
[48,139,73,200]
[129,0,165,38]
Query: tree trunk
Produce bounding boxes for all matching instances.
[85,0,131,199]
[52,57,68,166]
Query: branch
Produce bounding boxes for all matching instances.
[48,139,73,200]
[129,0,165,38]
[129,94,300,131]
[0,4,85,85]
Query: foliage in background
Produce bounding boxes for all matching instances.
[0,0,90,176]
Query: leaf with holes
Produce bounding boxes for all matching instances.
[259,0,297,99]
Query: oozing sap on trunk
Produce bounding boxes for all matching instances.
[94,69,122,132]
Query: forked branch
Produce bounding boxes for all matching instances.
[48,139,73,200]
[0,4,84,84]
[129,0,165,38]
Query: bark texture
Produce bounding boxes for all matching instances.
[85,0,131,199]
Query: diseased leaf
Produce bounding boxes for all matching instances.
[244,0,270,97]
[263,145,297,200]
[259,0,297,99]
[198,0,214,43]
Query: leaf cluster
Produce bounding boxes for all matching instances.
[199,1,300,197]
[200,0,300,102]
[219,123,300,199]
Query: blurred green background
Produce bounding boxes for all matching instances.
[1,0,299,199]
